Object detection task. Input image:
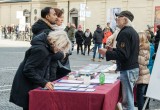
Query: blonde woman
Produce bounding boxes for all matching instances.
[48,31,71,53]
[10,30,71,110]
[48,31,72,80]
[136,31,150,110]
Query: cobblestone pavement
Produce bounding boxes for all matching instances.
[0,39,160,110]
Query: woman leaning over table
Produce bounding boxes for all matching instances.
[10,30,71,110]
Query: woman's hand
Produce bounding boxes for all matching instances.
[45,82,54,90]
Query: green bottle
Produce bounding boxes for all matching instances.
[99,72,105,85]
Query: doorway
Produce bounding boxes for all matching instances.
[70,8,78,28]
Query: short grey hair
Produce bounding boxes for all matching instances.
[125,17,134,28]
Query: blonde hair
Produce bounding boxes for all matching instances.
[138,31,149,46]
[47,31,71,53]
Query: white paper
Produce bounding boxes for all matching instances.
[87,85,95,88]
[54,87,71,90]
[54,83,80,87]
[76,88,86,91]
[78,84,89,88]
[58,80,83,84]
[90,79,116,84]
[70,88,78,91]
[85,89,95,92]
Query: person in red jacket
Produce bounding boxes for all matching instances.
[102,27,112,58]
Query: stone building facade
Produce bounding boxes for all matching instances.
[0,0,160,32]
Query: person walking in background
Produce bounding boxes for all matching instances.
[102,27,112,58]
[103,22,114,34]
[83,29,92,55]
[32,7,57,37]
[10,30,71,110]
[99,10,139,110]
[103,27,112,48]
[75,25,84,55]
[92,25,104,62]
[136,31,150,110]
[68,23,76,51]
[64,23,70,33]
[106,27,120,48]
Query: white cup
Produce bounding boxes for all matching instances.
[83,75,91,85]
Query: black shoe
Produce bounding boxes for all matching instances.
[101,57,104,59]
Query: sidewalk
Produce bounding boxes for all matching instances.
[0,39,30,47]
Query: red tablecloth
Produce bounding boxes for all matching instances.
[29,80,121,110]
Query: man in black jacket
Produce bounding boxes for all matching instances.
[32,7,57,38]
[99,10,139,110]
[92,25,104,62]
[32,7,71,81]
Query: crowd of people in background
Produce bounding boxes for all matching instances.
[4,6,160,110]
[0,24,31,41]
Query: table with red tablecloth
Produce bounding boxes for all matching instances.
[29,80,121,110]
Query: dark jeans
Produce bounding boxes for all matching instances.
[71,41,75,51]
[93,44,102,59]
[136,84,149,110]
[84,45,90,55]
[77,43,83,54]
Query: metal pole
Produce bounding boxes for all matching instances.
[67,0,70,23]
[30,2,32,40]
[84,0,87,31]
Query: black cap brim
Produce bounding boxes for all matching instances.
[115,13,120,16]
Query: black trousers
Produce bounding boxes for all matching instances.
[77,44,83,54]
[84,45,91,55]
[136,84,149,110]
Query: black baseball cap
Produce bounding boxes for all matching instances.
[115,10,134,22]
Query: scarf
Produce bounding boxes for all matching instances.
[85,32,90,37]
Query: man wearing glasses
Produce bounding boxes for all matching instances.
[99,10,139,110]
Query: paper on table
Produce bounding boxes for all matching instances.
[85,89,95,92]
[90,79,116,84]
[78,84,89,88]
[76,88,86,91]
[54,86,71,90]
[87,85,95,88]
[58,80,83,84]
[54,83,80,87]
[70,88,78,91]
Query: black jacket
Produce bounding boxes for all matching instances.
[93,28,104,44]
[106,26,139,71]
[32,19,53,37]
[75,30,84,44]
[83,32,92,46]
[10,33,54,108]
[31,19,67,81]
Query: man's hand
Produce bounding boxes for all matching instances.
[98,48,107,56]
[106,46,113,51]
[45,82,54,90]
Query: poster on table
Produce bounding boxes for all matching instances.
[106,8,121,31]
[154,6,160,33]
[146,42,160,101]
